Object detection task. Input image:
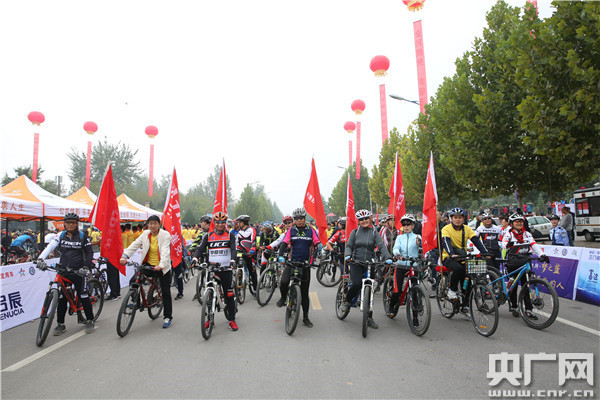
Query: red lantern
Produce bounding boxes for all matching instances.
[145,125,158,138]
[344,121,356,133]
[27,111,45,126]
[351,100,366,115]
[370,55,390,77]
[83,121,98,135]
[403,0,425,12]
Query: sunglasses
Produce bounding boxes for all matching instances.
[284,221,293,224]
[358,217,370,222]
[293,217,305,220]
[401,222,412,226]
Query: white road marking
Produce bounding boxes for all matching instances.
[309,291,322,310]
[539,312,600,337]
[2,327,94,372]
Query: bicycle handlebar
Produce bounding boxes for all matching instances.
[44,264,91,277]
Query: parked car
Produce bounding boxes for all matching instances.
[527,216,552,240]
[468,217,500,230]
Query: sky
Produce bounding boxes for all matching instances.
[0,0,555,216]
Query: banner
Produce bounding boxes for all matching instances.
[413,20,428,114]
[575,248,600,306]
[209,159,228,232]
[304,158,328,244]
[534,245,581,300]
[349,140,353,167]
[162,168,183,267]
[379,84,389,143]
[149,143,154,197]
[356,121,361,179]
[345,174,358,237]
[422,152,438,255]
[32,133,39,183]
[388,153,406,231]
[85,141,92,189]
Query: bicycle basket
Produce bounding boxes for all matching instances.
[466,258,487,275]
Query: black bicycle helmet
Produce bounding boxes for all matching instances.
[449,207,464,217]
[200,215,212,224]
[236,215,251,224]
[64,212,80,221]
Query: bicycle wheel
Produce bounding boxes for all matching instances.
[362,288,371,338]
[201,288,215,340]
[335,280,350,320]
[406,284,431,336]
[382,275,397,318]
[486,269,506,306]
[116,289,138,337]
[236,269,246,305]
[36,289,58,346]
[518,278,559,330]
[196,269,206,305]
[469,283,499,337]
[183,267,190,284]
[257,268,276,306]
[87,278,104,322]
[147,282,164,320]
[285,284,301,336]
[316,261,341,287]
[436,274,456,319]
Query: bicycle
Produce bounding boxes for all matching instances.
[316,248,343,287]
[283,260,314,336]
[192,259,207,305]
[234,252,256,305]
[200,263,235,340]
[486,255,559,330]
[116,261,164,337]
[382,257,432,336]
[36,263,104,346]
[92,257,110,295]
[435,254,499,337]
[256,251,282,306]
[334,259,384,338]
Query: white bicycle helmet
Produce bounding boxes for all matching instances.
[355,209,372,219]
[509,213,525,222]
[292,208,306,218]
[400,214,416,224]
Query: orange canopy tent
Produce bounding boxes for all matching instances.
[67,187,147,222]
[117,194,162,220]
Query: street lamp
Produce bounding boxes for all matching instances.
[389,94,420,105]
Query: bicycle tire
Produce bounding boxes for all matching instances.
[436,274,456,319]
[285,284,301,335]
[316,261,341,287]
[257,268,276,306]
[196,269,206,305]
[469,283,499,337]
[382,275,397,318]
[335,280,350,320]
[236,269,246,305]
[36,289,58,346]
[518,278,559,330]
[486,269,506,306]
[116,289,138,337]
[201,288,215,340]
[147,282,164,320]
[183,268,190,284]
[88,278,104,322]
[362,287,371,338]
[406,284,431,336]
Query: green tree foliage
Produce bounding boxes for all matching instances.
[328,162,371,217]
[2,165,61,196]
[67,137,141,194]
[233,184,281,223]
[515,1,600,188]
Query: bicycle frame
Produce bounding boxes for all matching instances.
[204,264,227,313]
[359,266,374,312]
[129,265,162,309]
[44,268,81,315]
[488,261,533,298]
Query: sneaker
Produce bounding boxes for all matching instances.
[367,317,378,329]
[85,320,94,334]
[303,317,313,328]
[525,310,538,320]
[509,307,519,317]
[446,289,458,300]
[105,294,121,301]
[460,306,470,314]
[53,324,66,336]
[339,301,351,313]
[162,318,172,329]
[276,297,285,308]
[229,321,239,331]
[175,293,183,300]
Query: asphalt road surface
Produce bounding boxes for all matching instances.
[2,271,599,399]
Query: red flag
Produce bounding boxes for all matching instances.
[388,153,406,231]
[208,160,228,232]
[90,164,125,275]
[161,168,183,267]
[345,173,358,237]
[422,152,438,255]
[303,158,328,244]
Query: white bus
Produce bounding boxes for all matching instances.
[574,187,600,242]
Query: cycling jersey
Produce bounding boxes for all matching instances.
[392,232,421,267]
[236,226,257,254]
[40,230,93,269]
[441,224,487,260]
[327,230,346,245]
[194,230,236,266]
[279,225,320,262]
[379,225,397,253]
[345,226,391,262]
[10,234,35,248]
[475,224,503,251]
[501,227,543,256]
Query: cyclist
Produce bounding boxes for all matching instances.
[258,221,279,267]
[120,215,174,329]
[379,215,397,255]
[37,213,95,335]
[8,232,37,261]
[235,215,258,293]
[475,212,503,269]
[501,213,550,318]
[325,217,347,276]
[389,214,421,318]
[548,214,569,246]
[341,209,393,329]
[192,211,238,331]
[189,215,211,256]
[276,208,320,328]
[441,208,490,311]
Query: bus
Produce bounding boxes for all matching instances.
[574,187,600,242]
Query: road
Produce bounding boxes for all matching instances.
[2,271,599,399]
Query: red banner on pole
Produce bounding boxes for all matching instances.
[349,140,353,167]
[388,153,406,231]
[413,20,428,114]
[149,143,154,197]
[303,158,328,244]
[379,84,389,143]
[356,121,361,179]
[32,133,39,183]
[85,141,92,189]
[90,164,125,275]
[162,168,183,267]
[209,160,228,232]
[346,174,358,237]
[422,152,438,255]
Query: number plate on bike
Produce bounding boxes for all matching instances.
[466,259,487,274]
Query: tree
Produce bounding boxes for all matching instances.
[67,137,141,194]
[515,1,600,191]
[328,162,371,216]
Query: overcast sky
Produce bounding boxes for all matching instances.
[0,0,554,216]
